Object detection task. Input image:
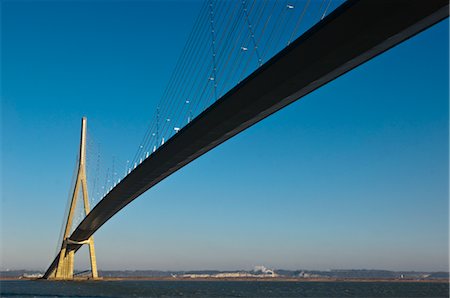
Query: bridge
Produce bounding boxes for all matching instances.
[43,0,448,279]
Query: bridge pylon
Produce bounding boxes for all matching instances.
[45,117,98,280]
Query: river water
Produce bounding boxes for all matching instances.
[1,280,449,297]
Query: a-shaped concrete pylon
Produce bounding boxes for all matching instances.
[48,117,98,280]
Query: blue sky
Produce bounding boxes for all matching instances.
[1,0,448,272]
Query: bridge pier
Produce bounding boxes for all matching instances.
[88,239,99,278]
[54,244,74,279]
[43,117,99,280]
[50,240,97,279]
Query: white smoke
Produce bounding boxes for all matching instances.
[253,265,275,275]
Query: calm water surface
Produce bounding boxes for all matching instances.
[1,280,449,297]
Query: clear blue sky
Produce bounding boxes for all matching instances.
[1,1,448,272]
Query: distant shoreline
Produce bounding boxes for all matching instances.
[2,277,449,283]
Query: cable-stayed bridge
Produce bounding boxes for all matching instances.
[43,0,448,279]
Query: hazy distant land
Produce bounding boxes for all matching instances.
[1,268,448,282]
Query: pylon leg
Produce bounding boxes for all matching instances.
[88,238,98,278]
[55,244,68,279]
[55,245,74,279]
[67,249,75,279]
[63,251,69,278]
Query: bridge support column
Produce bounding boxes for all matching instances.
[45,117,99,280]
[88,238,98,278]
[55,246,75,279]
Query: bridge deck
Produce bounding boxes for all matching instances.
[44,0,448,278]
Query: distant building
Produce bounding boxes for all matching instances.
[182,274,211,278]
[214,272,255,278]
[298,271,322,279]
[21,273,44,279]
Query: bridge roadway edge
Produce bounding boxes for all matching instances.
[43,0,449,278]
